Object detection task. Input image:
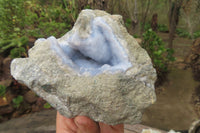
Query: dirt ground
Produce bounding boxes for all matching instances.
[141,33,199,131]
[142,68,199,130]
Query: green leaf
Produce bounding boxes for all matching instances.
[0,85,6,97]
[12,95,23,108]
[10,47,26,58]
[43,102,52,109]
[14,27,20,32]
[18,36,28,47]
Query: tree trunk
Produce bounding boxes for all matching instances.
[168,0,183,49]
[126,0,138,30]
[132,0,138,30]
[140,0,151,34]
[151,13,158,31]
[182,0,194,39]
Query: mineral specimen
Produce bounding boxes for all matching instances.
[11,9,156,125]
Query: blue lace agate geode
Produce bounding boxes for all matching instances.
[11,9,156,125]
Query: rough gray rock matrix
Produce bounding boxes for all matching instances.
[11,9,156,125]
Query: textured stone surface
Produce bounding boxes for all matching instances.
[11,9,156,125]
[0,110,56,133]
[24,90,38,103]
[189,120,200,133]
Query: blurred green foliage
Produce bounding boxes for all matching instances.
[0,0,199,59]
[176,28,191,38]
[176,28,200,39]
[133,34,139,38]
[0,0,81,58]
[142,29,175,74]
[142,22,200,40]
[0,36,28,58]
[12,95,24,108]
[0,0,25,39]
[43,102,52,109]
[0,0,27,58]
[0,85,6,97]
[143,23,169,33]
[25,0,74,38]
[143,23,151,31]
[193,31,200,39]
[125,18,132,28]
[158,24,168,32]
